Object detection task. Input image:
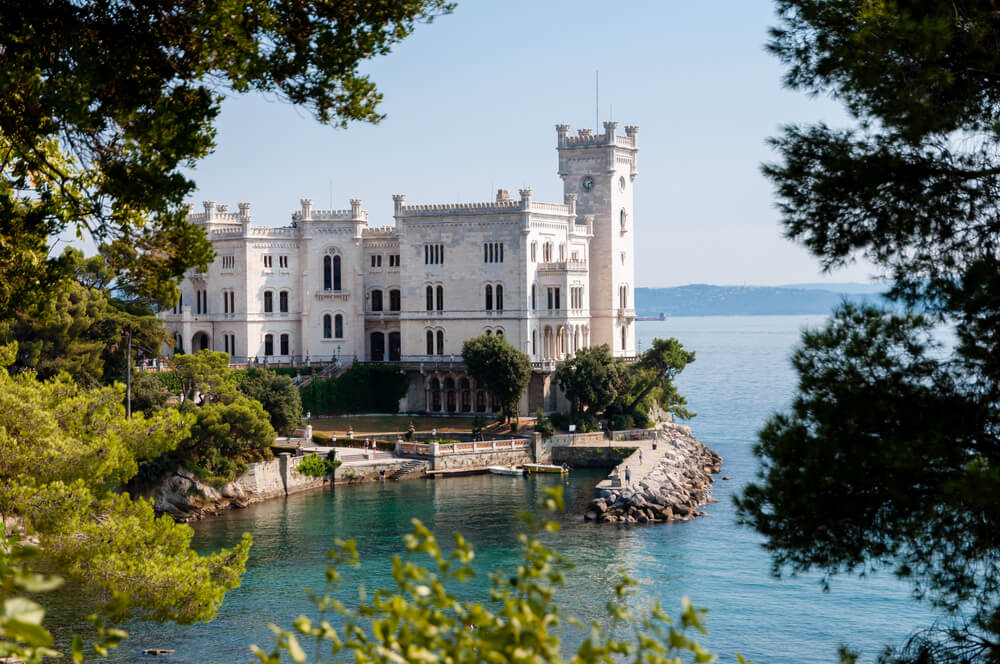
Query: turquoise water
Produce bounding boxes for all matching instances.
[50,315,934,662]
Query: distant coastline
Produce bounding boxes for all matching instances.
[635,283,888,317]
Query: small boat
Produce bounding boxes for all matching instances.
[488,465,524,476]
[523,463,569,474]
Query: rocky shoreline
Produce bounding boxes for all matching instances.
[584,423,722,525]
[147,468,292,522]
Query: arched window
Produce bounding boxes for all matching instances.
[334,314,343,339]
[485,284,493,310]
[531,284,536,310]
[436,285,443,311]
[622,325,627,350]
[371,290,383,312]
[436,330,444,355]
[426,285,434,311]
[264,334,274,356]
[280,333,289,355]
[532,330,536,355]
[485,330,492,336]
[496,285,503,311]
[323,256,332,291]
[263,291,273,313]
[530,242,537,262]
[323,314,332,339]
[389,289,401,311]
[279,290,289,313]
[333,255,342,291]
[426,330,434,355]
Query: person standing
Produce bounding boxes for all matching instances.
[624,466,631,487]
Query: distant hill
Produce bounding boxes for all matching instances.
[635,284,888,317]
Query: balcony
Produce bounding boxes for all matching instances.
[536,259,587,273]
[315,289,350,301]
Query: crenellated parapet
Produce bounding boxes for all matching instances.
[554,123,638,150]
[396,196,573,219]
[187,200,247,224]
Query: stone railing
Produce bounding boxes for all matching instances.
[398,438,530,457]
[536,259,588,272]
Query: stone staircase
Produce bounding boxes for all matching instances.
[389,460,425,481]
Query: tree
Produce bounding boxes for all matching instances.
[620,337,695,420]
[554,344,626,418]
[0,0,454,316]
[171,350,239,405]
[130,371,169,416]
[736,2,1000,660]
[184,397,276,484]
[0,342,250,625]
[461,334,531,423]
[238,369,303,436]
[2,248,167,386]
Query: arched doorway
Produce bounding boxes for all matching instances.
[192,331,210,352]
[370,332,385,361]
[388,331,401,361]
[445,377,456,413]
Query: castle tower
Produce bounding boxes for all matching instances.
[556,121,638,356]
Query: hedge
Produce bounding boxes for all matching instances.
[299,363,408,415]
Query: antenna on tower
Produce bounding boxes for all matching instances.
[329,180,333,209]
[595,70,599,131]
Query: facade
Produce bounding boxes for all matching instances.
[161,122,639,413]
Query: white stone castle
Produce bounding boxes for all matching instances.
[161,122,638,414]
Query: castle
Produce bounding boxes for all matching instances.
[160,122,638,414]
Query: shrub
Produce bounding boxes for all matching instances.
[533,408,554,439]
[312,431,331,444]
[610,413,635,431]
[548,411,570,430]
[297,453,339,478]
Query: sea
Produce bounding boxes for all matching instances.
[47,315,935,663]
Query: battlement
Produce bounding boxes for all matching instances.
[397,196,573,218]
[187,200,252,224]
[363,226,399,237]
[555,122,638,149]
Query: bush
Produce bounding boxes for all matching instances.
[533,408,554,439]
[312,431,331,444]
[296,452,340,477]
[548,411,570,430]
[299,362,408,415]
[609,413,635,431]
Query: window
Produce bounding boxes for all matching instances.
[496,285,503,311]
[280,333,289,356]
[484,242,505,263]
[485,285,493,311]
[436,285,443,311]
[547,287,560,310]
[223,290,235,314]
[389,289,400,311]
[531,284,536,310]
[264,334,273,356]
[263,290,273,313]
[371,290,383,312]
[370,255,382,268]
[195,289,207,314]
[323,256,331,291]
[224,334,236,356]
[485,330,492,336]
[436,330,444,355]
[263,255,273,268]
[496,329,503,336]
[323,314,332,339]
[532,330,536,355]
[530,242,537,262]
[619,284,628,309]
[426,285,434,312]
[622,325,627,350]
[424,243,444,265]
[279,291,288,313]
[333,255,341,291]
[174,332,183,352]
[559,244,565,261]
[279,255,288,268]
[426,330,434,355]
[221,254,235,270]
[543,242,552,262]
[334,314,343,339]
[389,254,400,267]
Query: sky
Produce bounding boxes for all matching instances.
[184,0,876,288]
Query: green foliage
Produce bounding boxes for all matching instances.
[741,1,1000,658]
[555,344,627,417]
[617,337,695,421]
[0,0,455,317]
[609,413,634,431]
[253,487,722,664]
[149,370,182,394]
[184,397,276,484]
[0,342,250,624]
[296,452,341,478]
[534,408,555,439]
[461,334,531,423]
[238,369,304,436]
[171,350,238,404]
[0,249,168,386]
[299,363,409,414]
[130,371,169,416]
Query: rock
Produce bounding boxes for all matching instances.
[585,510,598,521]
[592,498,608,514]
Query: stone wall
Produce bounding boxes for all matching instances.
[551,445,632,468]
[431,449,532,471]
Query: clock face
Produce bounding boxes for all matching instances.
[582,176,594,192]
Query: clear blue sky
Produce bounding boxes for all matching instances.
[185,0,874,288]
